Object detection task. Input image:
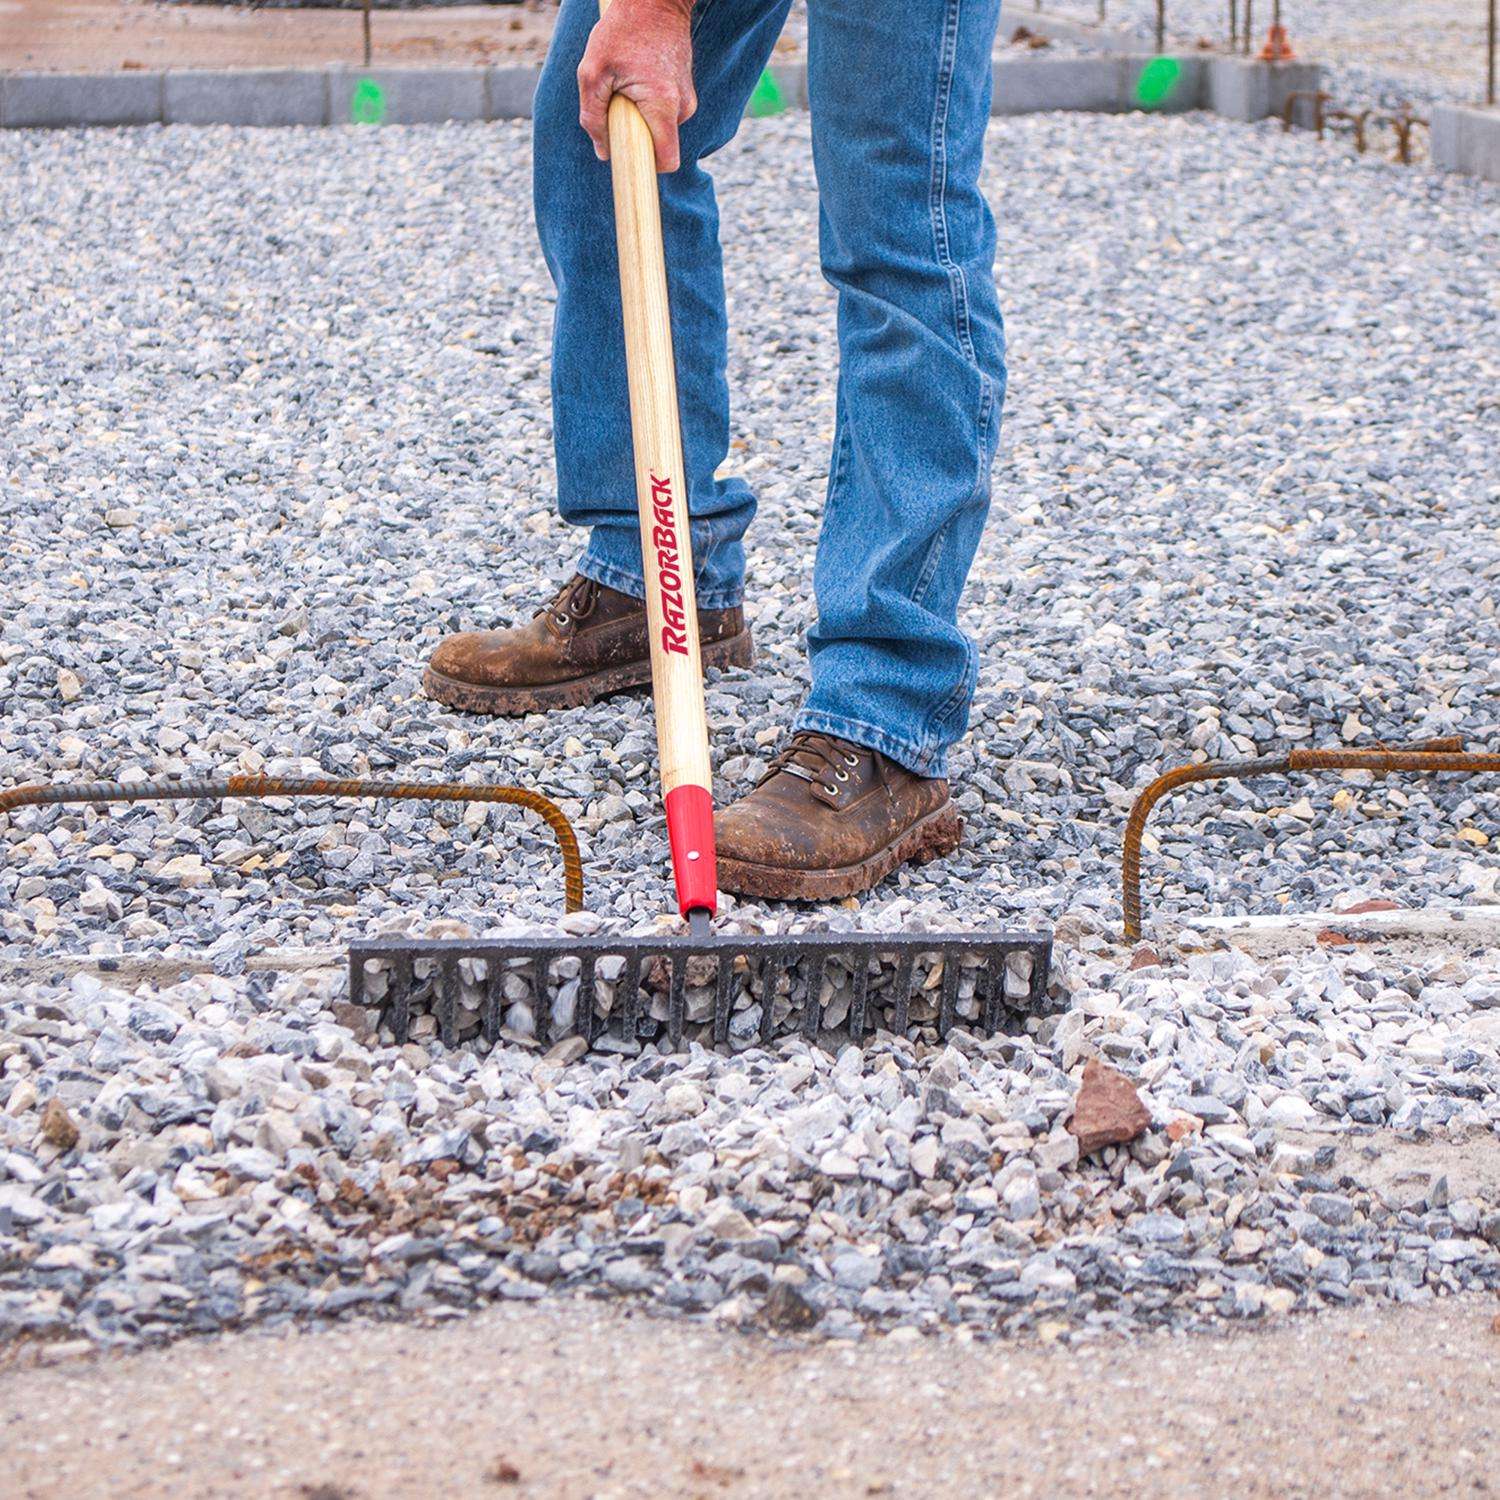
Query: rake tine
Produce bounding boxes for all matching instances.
[576,954,597,1045]
[891,953,916,1036]
[848,958,870,1042]
[759,955,783,1044]
[712,953,736,1048]
[532,955,550,1047]
[667,953,687,1051]
[438,957,459,1048]
[483,959,504,1045]
[621,951,642,1044]
[391,953,412,1045]
[1027,940,1052,1012]
[982,950,1005,1035]
[799,956,827,1041]
[937,955,960,1039]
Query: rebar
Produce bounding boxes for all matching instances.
[1155,0,1166,52]
[0,775,584,914]
[1325,104,1371,153]
[1369,108,1429,164]
[362,0,372,67]
[1282,89,1330,135]
[1122,737,1494,941]
[1490,0,1497,107]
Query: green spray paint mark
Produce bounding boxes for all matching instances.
[1134,56,1183,109]
[746,69,786,118]
[351,77,386,126]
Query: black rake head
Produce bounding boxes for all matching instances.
[348,928,1056,1055]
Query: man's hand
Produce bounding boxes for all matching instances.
[577,0,696,174]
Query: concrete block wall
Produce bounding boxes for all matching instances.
[2,56,1322,132]
[2,72,163,128]
[1205,57,1323,122]
[1431,104,1500,184]
[164,70,325,128]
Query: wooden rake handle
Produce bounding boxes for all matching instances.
[599,0,716,918]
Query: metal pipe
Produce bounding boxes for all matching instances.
[1229,0,1238,51]
[1243,0,1252,53]
[1122,738,1490,942]
[0,775,585,914]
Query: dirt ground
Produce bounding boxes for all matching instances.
[0,0,558,73]
[4,1294,1500,1499]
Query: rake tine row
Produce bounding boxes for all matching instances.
[348,931,1055,1055]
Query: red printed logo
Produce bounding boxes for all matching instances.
[650,472,689,657]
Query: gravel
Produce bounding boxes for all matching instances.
[1,110,1497,1350]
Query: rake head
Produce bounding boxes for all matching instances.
[348,928,1056,1054]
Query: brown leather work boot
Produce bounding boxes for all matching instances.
[423,574,753,715]
[716,731,962,900]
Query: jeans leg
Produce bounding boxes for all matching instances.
[533,0,791,610]
[794,0,1005,775]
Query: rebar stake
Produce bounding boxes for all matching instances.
[0,775,585,914]
[1122,738,1495,942]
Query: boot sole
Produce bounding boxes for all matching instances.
[422,628,754,716]
[717,802,964,902]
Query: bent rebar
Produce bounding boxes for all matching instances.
[1122,737,1495,941]
[0,775,585,914]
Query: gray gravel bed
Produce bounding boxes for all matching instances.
[1,112,1497,1348]
[1,932,1497,1351]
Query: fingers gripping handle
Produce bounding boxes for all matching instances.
[599,0,718,919]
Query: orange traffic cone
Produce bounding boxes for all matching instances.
[1259,23,1295,61]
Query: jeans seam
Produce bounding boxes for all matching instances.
[928,0,976,367]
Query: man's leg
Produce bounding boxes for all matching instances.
[716,0,1003,899]
[425,0,790,715]
[796,0,1006,776]
[535,0,792,611]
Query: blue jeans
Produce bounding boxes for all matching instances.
[534,0,1006,776]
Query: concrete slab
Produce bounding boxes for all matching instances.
[1431,103,1500,184]
[992,55,1123,115]
[327,67,486,127]
[2,71,162,128]
[1206,57,1322,121]
[485,65,539,120]
[163,69,326,128]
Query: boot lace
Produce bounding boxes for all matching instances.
[763,731,862,796]
[538,575,599,628]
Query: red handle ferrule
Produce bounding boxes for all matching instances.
[664,783,717,918]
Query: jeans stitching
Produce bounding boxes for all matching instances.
[928,0,975,366]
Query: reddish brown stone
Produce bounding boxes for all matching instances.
[1069,1059,1152,1155]
[39,1097,79,1151]
[1341,899,1402,915]
[1128,945,1162,972]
